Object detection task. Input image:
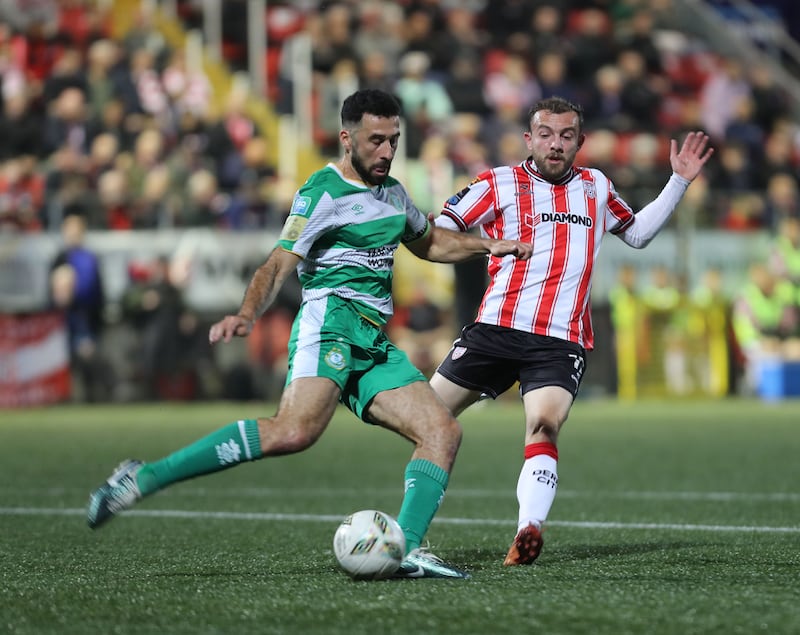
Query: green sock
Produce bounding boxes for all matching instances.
[396,458,449,554]
[136,420,262,496]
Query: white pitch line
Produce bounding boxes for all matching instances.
[1,507,798,533]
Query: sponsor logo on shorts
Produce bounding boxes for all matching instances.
[325,346,347,370]
[451,346,466,360]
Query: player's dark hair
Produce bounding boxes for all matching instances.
[341,89,402,128]
[528,96,584,133]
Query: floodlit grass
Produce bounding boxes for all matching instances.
[1,398,799,635]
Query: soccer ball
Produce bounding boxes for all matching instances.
[333,509,406,580]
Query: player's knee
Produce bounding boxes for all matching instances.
[264,416,323,454]
[417,412,462,452]
[530,417,560,442]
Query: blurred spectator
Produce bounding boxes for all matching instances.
[353,1,404,78]
[640,265,690,395]
[86,131,118,183]
[584,65,626,131]
[114,46,171,131]
[0,0,59,36]
[315,57,359,154]
[534,50,581,105]
[0,91,43,160]
[120,2,167,60]
[770,216,800,288]
[614,8,663,76]
[121,255,209,400]
[444,56,489,116]
[754,129,799,190]
[431,6,487,73]
[724,94,765,164]
[529,4,565,60]
[310,3,357,75]
[96,168,132,229]
[718,192,767,232]
[88,96,137,153]
[41,45,87,107]
[763,173,800,233]
[205,86,258,186]
[449,113,491,177]
[687,267,731,397]
[732,261,800,393]
[0,156,45,232]
[393,51,453,158]
[747,63,791,135]
[608,262,645,399]
[161,48,211,120]
[405,133,454,214]
[178,168,228,227]
[699,56,751,142]
[42,86,91,157]
[0,21,27,101]
[131,164,178,229]
[401,5,450,78]
[706,141,758,202]
[617,48,663,132]
[614,132,672,210]
[84,38,120,123]
[358,49,395,95]
[566,8,616,85]
[483,52,539,119]
[49,212,111,401]
[57,0,110,51]
[219,136,280,230]
[480,0,536,50]
[124,127,168,202]
[578,129,621,180]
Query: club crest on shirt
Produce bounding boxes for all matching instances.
[583,182,596,199]
[451,346,467,360]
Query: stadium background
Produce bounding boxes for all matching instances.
[1,0,799,406]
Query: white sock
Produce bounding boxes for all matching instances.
[516,442,558,531]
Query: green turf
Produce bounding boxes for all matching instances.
[1,399,799,635]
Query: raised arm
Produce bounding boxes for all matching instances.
[618,131,714,249]
[670,131,714,181]
[209,247,301,344]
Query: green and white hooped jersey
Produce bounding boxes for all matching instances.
[277,163,430,325]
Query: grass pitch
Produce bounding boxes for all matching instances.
[1,398,798,635]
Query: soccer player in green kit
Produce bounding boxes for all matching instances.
[87,89,532,578]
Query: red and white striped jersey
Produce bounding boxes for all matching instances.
[437,160,635,350]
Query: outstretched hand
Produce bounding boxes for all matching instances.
[209,314,254,344]
[670,131,714,181]
[488,240,533,260]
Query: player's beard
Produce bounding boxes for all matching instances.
[351,148,390,186]
[533,148,576,182]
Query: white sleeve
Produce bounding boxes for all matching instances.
[617,173,691,249]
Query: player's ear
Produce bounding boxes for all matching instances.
[340,129,351,153]
[577,133,585,149]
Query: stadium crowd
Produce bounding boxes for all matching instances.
[1,0,800,400]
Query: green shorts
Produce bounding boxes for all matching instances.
[286,294,426,420]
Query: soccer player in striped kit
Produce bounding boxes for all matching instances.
[430,96,713,565]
